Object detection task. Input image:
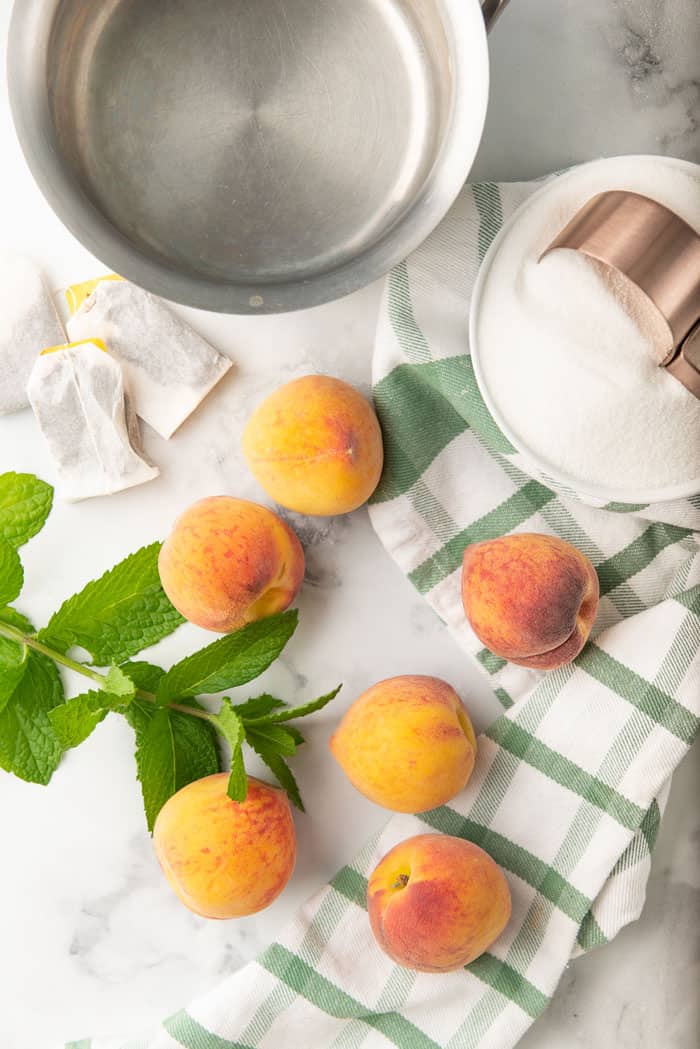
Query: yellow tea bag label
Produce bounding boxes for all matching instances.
[41,338,108,356]
[65,275,123,315]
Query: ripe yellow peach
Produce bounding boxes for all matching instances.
[368,834,512,972]
[329,675,477,813]
[462,533,599,670]
[153,774,296,919]
[242,375,384,516]
[158,496,304,633]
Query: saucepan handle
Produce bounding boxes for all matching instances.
[481,0,511,32]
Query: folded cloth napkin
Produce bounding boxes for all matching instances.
[76,174,699,1049]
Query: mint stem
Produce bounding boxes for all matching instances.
[0,620,105,684]
[0,619,214,724]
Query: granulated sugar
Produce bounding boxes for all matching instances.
[475,156,700,495]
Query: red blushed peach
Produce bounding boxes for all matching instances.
[158,496,304,633]
[462,534,599,670]
[153,775,296,919]
[242,375,384,516]
[368,834,512,972]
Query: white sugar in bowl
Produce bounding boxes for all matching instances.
[469,155,700,507]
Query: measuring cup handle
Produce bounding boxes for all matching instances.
[481,0,511,32]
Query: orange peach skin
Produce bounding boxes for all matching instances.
[329,676,477,813]
[158,496,304,633]
[153,775,296,919]
[462,534,599,670]
[368,834,512,972]
[242,375,384,516]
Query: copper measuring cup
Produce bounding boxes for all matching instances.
[541,190,700,399]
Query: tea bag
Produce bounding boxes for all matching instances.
[28,339,160,501]
[66,276,232,438]
[0,255,66,414]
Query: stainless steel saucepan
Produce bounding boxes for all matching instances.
[9,0,510,313]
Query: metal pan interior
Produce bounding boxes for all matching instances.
[46,0,456,307]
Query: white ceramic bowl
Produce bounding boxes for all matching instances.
[469,155,700,506]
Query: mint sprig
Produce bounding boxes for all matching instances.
[0,472,342,829]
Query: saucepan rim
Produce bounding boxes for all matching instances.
[8,0,490,314]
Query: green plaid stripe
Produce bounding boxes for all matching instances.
[675,583,700,614]
[473,183,504,261]
[373,364,469,504]
[388,261,431,365]
[467,957,549,1019]
[579,646,698,743]
[495,687,515,709]
[639,798,661,852]
[261,945,443,1049]
[596,524,693,595]
[164,1014,254,1049]
[477,649,508,674]
[486,720,645,829]
[576,912,608,951]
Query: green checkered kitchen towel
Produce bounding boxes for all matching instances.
[78,174,699,1049]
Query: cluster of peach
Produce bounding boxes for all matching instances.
[154,373,600,974]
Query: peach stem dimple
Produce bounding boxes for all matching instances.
[391,872,410,892]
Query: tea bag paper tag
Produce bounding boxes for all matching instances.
[0,255,66,414]
[28,339,160,501]
[66,278,232,438]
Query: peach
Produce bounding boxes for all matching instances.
[242,375,384,516]
[158,496,304,633]
[153,774,296,919]
[368,834,512,972]
[329,675,477,813]
[462,533,599,670]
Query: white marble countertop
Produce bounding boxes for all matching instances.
[0,1,698,1047]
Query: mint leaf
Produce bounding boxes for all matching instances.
[156,610,298,703]
[39,543,185,666]
[0,608,31,713]
[247,730,304,811]
[246,685,342,725]
[0,651,64,784]
[0,473,53,549]
[245,722,299,757]
[0,658,28,714]
[284,725,305,747]
[120,661,164,694]
[213,700,247,802]
[0,608,34,635]
[134,709,175,832]
[227,743,247,802]
[130,704,219,831]
[214,699,245,751]
[0,541,23,607]
[233,694,286,720]
[104,666,136,700]
[48,690,125,749]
